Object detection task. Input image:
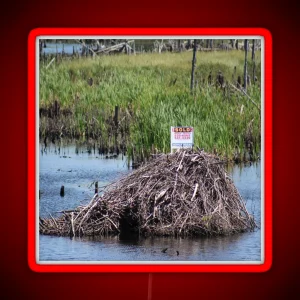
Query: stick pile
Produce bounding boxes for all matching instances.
[40,149,256,237]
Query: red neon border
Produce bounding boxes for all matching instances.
[28,28,272,272]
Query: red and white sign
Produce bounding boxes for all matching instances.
[171,126,194,151]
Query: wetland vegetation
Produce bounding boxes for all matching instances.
[39,39,261,163]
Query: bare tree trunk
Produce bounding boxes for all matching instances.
[230,39,235,48]
[39,41,42,55]
[158,39,164,54]
[251,39,255,60]
[190,39,197,93]
[178,39,181,52]
[243,39,248,91]
[235,39,239,50]
[252,39,256,84]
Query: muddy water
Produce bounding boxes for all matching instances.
[39,143,261,262]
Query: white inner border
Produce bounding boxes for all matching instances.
[36,35,264,265]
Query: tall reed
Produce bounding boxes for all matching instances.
[39,50,261,161]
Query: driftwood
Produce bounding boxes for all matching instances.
[75,40,98,56]
[40,149,256,237]
[45,57,55,69]
[95,40,134,54]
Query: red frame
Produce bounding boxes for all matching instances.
[28,28,272,272]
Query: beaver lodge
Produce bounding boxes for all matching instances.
[40,149,256,237]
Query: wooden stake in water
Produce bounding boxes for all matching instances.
[60,185,65,197]
[95,182,98,194]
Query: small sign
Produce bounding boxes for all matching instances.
[171,126,194,151]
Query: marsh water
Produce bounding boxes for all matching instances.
[41,40,158,56]
[41,43,82,55]
[39,142,262,262]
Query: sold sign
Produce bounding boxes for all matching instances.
[171,126,194,152]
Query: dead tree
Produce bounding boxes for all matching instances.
[247,75,251,86]
[178,39,181,52]
[252,39,256,84]
[243,39,248,91]
[232,66,237,82]
[157,39,164,53]
[237,75,242,88]
[208,71,212,85]
[235,39,239,50]
[251,39,255,60]
[190,39,197,93]
[217,71,224,88]
[230,39,235,49]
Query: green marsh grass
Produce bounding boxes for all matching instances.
[39,50,261,161]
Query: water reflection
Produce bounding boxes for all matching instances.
[39,230,260,262]
[39,142,131,218]
[41,43,81,55]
